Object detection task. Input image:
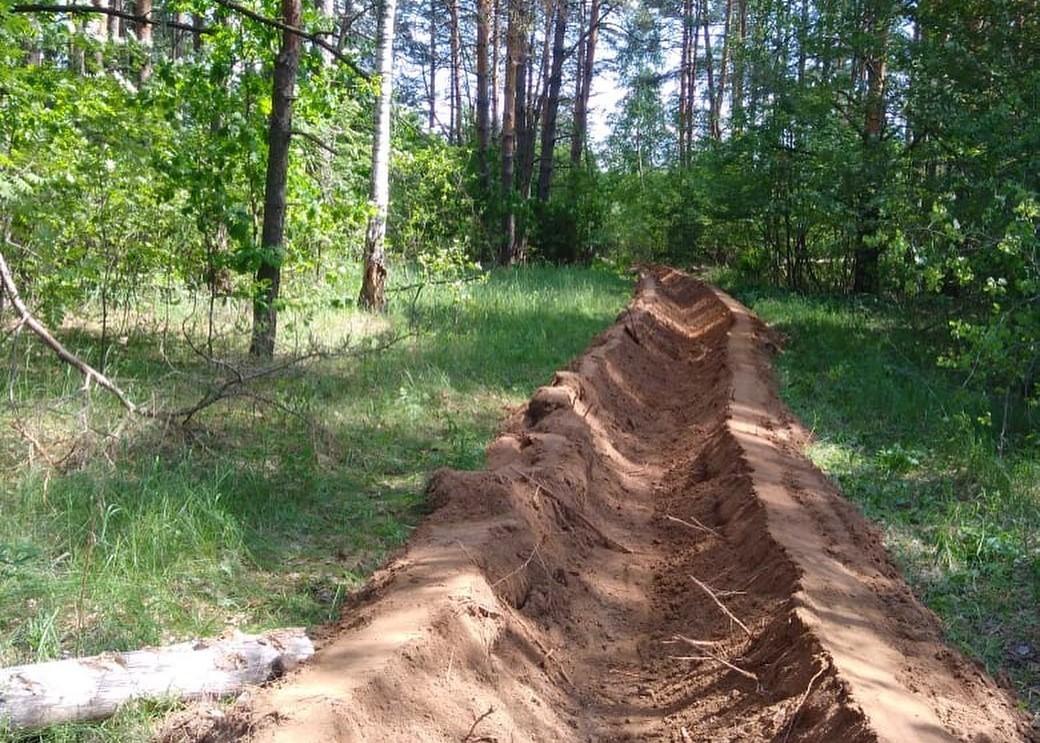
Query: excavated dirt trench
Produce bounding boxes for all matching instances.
[170,267,1032,742]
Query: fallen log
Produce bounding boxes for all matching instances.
[0,628,313,730]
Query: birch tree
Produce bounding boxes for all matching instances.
[358,0,398,310]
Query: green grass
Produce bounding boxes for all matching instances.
[722,280,1040,716]
[0,263,631,741]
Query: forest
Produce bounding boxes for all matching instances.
[0,0,1037,737]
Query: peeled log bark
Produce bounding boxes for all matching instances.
[0,629,314,730]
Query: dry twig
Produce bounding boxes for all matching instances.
[461,705,495,743]
[689,574,752,638]
[665,513,722,539]
[782,661,828,742]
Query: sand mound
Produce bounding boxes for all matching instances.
[164,267,1032,742]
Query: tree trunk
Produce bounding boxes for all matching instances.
[249,0,302,357]
[569,0,598,165]
[136,0,153,81]
[701,0,718,141]
[428,0,437,129]
[515,22,540,202]
[853,9,889,295]
[731,0,746,129]
[0,630,313,731]
[107,0,121,43]
[358,0,398,311]
[536,0,566,201]
[491,0,501,132]
[499,0,525,265]
[713,0,733,139]
[448,0,462,143]
[476,0,492,191]
[679,0,690,163]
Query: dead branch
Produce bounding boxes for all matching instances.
[665,512,722,539]
[668,651,760,686]
[461,705,495,743]
[491,538,545,588]
[9,418,57,467]
[782,661,828,742]
[689,574,753,638]
[0,248,140,414]
[1,246,412,427]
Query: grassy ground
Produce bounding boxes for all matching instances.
[0,264,632,741]
[723,280,1040,718]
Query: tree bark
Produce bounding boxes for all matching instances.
[499,0,525,265]
[107,0,121,43]
[0,629,313,730]
[701,0,718,141]
[428,0,437,129]
[536,0,567,201]
[569,0,598,165]
[136,0,153,81]
[476,0,492,191]
[358,0,398,311]
[731,0,746,129]
[853,4,890,294]
[448,0,462,143]
[491,0,501,132]
[713,0,733,139]
[250,0,302,357]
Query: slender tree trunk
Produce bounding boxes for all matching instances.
[136,0,153,81]
[569,0,598,165]
[713,0,733,138]
[476,0,492,191]
[88,0,107,71]
[679,0,690,163]
[731,0,746,129]
[358,0,398,311]
[536,0,566,201]
[448,0,462,143]
[687,0,700,146]
[853,4,890,294]
[249,0,302,357]
[491,0,501,132]
[499,0,525,265]
[853,49,887,293]
[107,0,121,43]
[701,0,719,140]
[516,21,543,201]
[428,0,437,129]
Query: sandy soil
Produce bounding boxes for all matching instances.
[162,267,1034,742]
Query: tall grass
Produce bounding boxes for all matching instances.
[0,264,631,741]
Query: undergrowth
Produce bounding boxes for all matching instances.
[0,263,631,742]
[720,276,1040,717]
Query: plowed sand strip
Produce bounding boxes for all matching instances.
[166,267,1030,743]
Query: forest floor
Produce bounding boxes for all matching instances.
[163,267,1033,742]
[0,266,632,741]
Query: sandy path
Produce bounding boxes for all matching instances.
[165,267,1032,743]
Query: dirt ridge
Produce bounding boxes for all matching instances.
[165,267,1031,743]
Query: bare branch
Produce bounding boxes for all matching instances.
[0,248,140,414]
[11,3,210,33]
[689,573,753,638]
[208,0,369,79]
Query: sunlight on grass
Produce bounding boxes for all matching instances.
[0,263,631,727]
[727,283,1040,713]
